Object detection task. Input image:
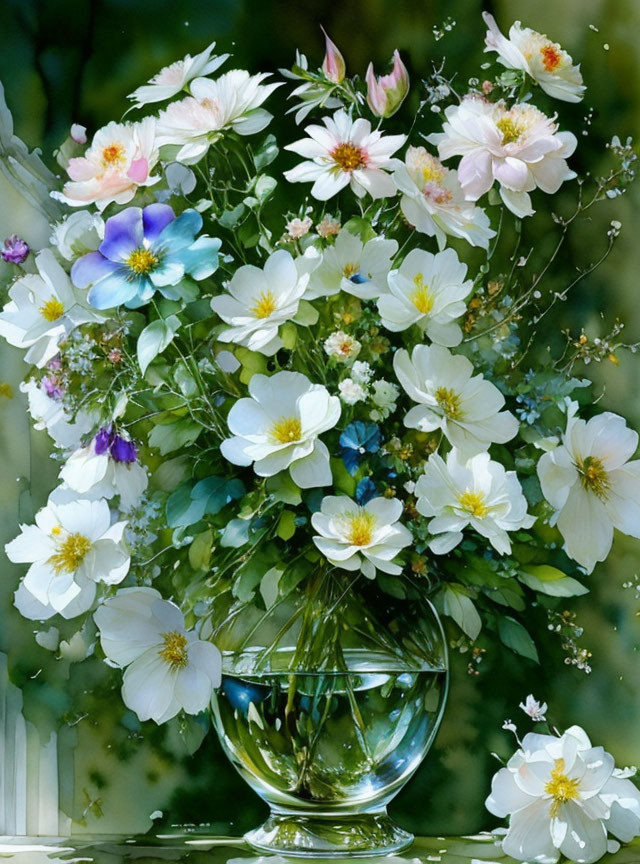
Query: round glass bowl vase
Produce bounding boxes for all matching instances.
[209,571,448,857]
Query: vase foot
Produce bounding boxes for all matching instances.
[244,810,414,858]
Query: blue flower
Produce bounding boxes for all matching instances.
[71,204,221,310]
[339,421,381,475]
[355,476,377,505]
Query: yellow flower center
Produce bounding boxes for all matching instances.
[545,759,580,816]
[48,532,92,575]
[331,143,366,173]
[39,297,65,322]
[541,44,562,72]
[346,511,376,546]
[458,490,489,518]
[421,158,445,185]
[251,290,277,319]
[159,631,189,668]
[497,115,526,145]
[101,143,126,167]
[126,248,158,275]
[435,386,463,420]
[270,416,302,444]
[343,262,359,278]
[577,456,610,500]
[410,273,434,314]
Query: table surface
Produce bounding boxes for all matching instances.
[0,834,638,864]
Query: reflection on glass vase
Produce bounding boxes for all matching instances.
[209,568,448,857]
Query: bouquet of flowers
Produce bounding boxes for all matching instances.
[1,11,639,861]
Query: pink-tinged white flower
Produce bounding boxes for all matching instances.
[280,50,343,125]
[70,124,87,144]
[321,27,346,84]
[415,449,534,555]
[316,214,341,237]
[324,330,361,362]
[0,249,101,367]
[128,42,229,108]
[537,403,640,574]
[312,495,412,579]
[221,371,340,488]
[156,71,281,164]
[520,694,548,721]
[377,247,472,346]
[365,50,410,118]
[94,587,221,724]
[284,109,406,200]
[5,496,129,618]
[394,344,519,455]
[483,13,585,103]
[486,725,640,863]
[393,146,495,250]
[52,118,160,211]
[306,227,398,300]
[211,250,309,355]
[427,96,577,218]
[286,216,313,238]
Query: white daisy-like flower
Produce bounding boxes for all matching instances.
[520,694,548,722]
[0,249,101,368]
[156,70,281,164]
[393,146,495,250]
[50,211,104,262]
[305,227,398,301]
[537,402,640,573]
[5,495,129,617]
[427,95,577,218]
[94,587,221,725]
[393,344,519,455]
[377,247,472,346]
[210,250,309,355]
[52,117,160,211]
[284,108,406,201]
[220,371,340,488]
[312,495,412,579]
[128,42,229,107]
[415,448,535,555]
[338,378,368,405]
[324,330,361,362]
[486,725,640,864]
[483,13,585,103]
[20,378,97,450]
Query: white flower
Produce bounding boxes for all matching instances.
[324,330,361,362]
[305,227,398,300]
[351,360,373,384]
[520,694,548,721]
[537,404,640,573]
[52,117,160,211]
[20,378,96,450]
[486,725,640,864]
[211,250,309,355]
[312,495,412,579]
[5,495,129,617]
[393,146,495,249]
[377,247,472,346]
[284,109,406,201]
[483,13,585,103]
[393,344,519,455]
[50,211,104,262]
[338,378,367,405]
[128,42,229,107]
[286,216,313,238]
[427,96,577,218]
[94,587,221,724]
[156,71,281,164]
[370,380,399,421]
[221,371,340,488]
[415,449,534,554]
[0,249,101,368]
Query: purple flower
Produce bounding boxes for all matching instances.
[42,375,64,400]
[1,235,29,264]
[94,427,113,455]
[93,427,138,463]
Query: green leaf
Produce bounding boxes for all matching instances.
[220,518,251,548]
[277,510,296,541]
[255,175,277,203]
[192,476,245,515]
[218,203,246,229]
[173,361,198,397]
[442,585,482,641]
[148,418,201,455]
[166,483,207,528]
[253,134,279,171]
[293,300,319,326]
[342,217,376,244]
[519,565,589,598]
[235,347,268,384]
[189,529,213,571]
[498,616,539,663]
[266,473,302,505]
[137,315,181,375]
[331,458,355,497]
[280,322,297,350]
[260,565,285,609]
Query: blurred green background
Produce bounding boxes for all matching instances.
[0,0,638,839]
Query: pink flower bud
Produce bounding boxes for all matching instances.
[70,123,87,144]
[366,50,410,118]
[321,27,346,84]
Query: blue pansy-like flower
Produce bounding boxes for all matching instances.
[339,421,382,475]
[71,203,221,310]
[355,476,377,505]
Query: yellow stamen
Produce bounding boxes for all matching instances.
[48,533,92,575]
[251,290,277,319]
[39,297,64,322]
[346,511,376,546]
[421,158,445,184]
[577,456,610,500]
[158,631,189,668]
[343,262,359,278]
[101,143,126,167]
[545,759,580,816]
[497,115,525,145]
[458,490,489,518]
[435,386,463,420]
[270,417,302,444]
[410,273,434,314]
[331,143,366,173]
[126,248,158,275]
